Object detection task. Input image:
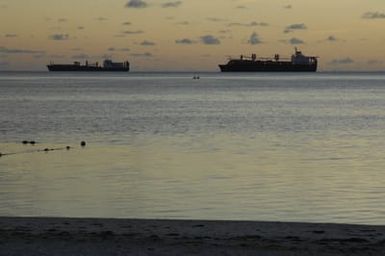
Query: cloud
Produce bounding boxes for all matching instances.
[50,54,66,58]
[248,32,262,45]
[289,37,304,44]
[122,22,132,26]
[284,23,307,33]
[5,34,18,38]
[162,1,182,8]
[58,18,67,23]
[49,34,69,40]
[98,54,113,59]
[176,21,189,25]
[140,40,156,46]
[236,5,246,9]
[362,12,385,19]
[175,38,195,44]
[327,35,337,41]
[284,5,292,9]
[228,21,268,27]
[108,47,130,52]
[207,17,226,22]
[96,17,108,21]
[77,26,85,30]
[0,61,9,67]
[130,52,153,57]
[126,0,147,8]
[72,54,89,59]
[319,35,345,43]
[368,59,383,65]
[219,29,230,34]
[329,58,354,64]
[33,54,45,59]
[122,30,144,34]
[200,35,221,45]
[0,46,44,54]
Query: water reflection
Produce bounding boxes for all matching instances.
[1,72,385,224]
[1,132,385,224]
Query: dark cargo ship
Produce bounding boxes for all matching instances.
[47,59,129,72]
[219,49,317,72]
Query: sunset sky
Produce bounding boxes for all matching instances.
[1,0,385,71]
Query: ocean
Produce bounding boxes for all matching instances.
[1,71,385,225]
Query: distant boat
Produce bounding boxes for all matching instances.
[219,48,318,72]
[47,59,130,72]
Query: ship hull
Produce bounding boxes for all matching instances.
[219,61,317,72]
[47,65,129,72]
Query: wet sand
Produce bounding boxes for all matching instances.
[0,217,384,255]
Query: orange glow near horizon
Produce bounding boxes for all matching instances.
[1,0,385,71]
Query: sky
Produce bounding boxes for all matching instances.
[1,0,385,71]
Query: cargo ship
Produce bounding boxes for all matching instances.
[47,59,130,72]
[219,48,317,72]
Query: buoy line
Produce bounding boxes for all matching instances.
[0,141,85,158]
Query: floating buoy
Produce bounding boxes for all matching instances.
[80,141,86,147]
[22,140,28,144]
[30,141,36,145]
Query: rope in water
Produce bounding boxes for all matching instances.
[0,141,86,158]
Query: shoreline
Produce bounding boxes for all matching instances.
[1,217,384,255]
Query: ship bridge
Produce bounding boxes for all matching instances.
[103,59,130,68]
[291,48,317,65]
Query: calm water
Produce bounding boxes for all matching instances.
[1,71,385,225]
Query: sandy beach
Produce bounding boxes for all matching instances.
[0,217,384,255]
